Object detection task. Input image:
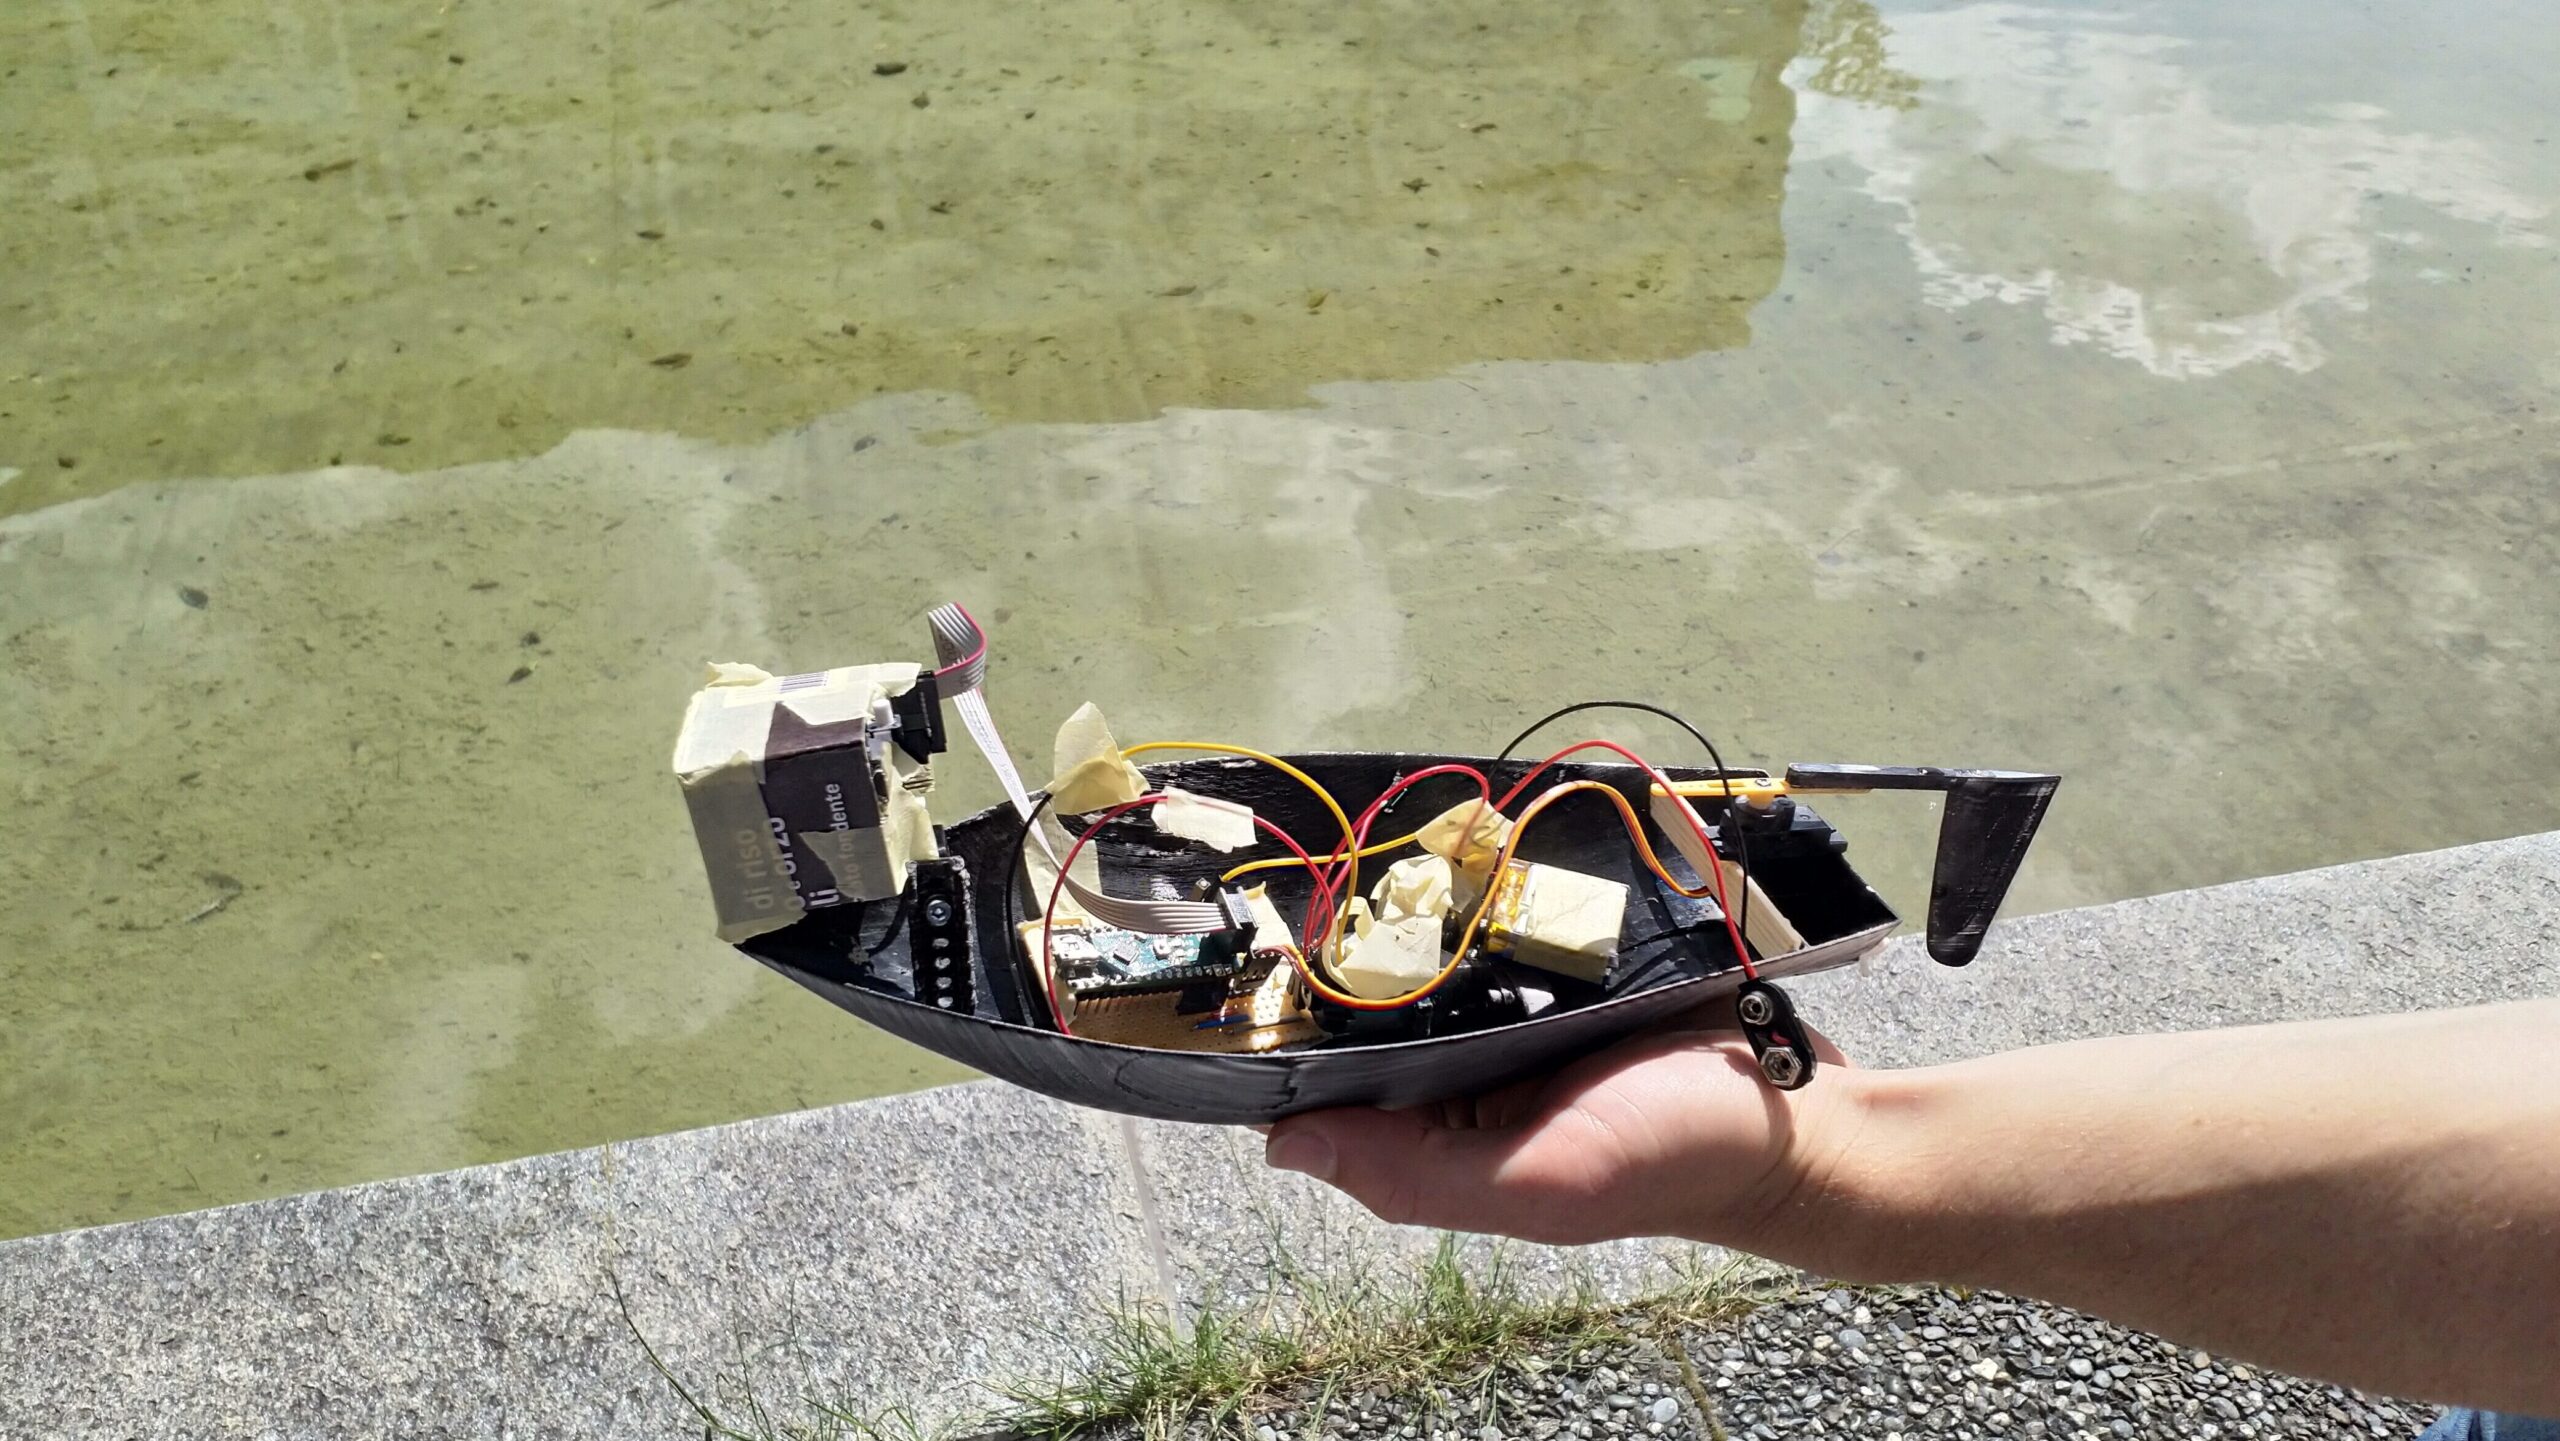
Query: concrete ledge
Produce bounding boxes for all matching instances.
[4,833,2554,1437]
[1799,826,2560,1067]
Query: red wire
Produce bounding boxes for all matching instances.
[1493,739,1758,979]
[1296,744,1759,984]
[1302,764,1493,963]
[1039,794,1160,1031]
[1038,742,1760,1035]
[929,603,988,680]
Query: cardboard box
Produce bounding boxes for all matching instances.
[671,662,937,943]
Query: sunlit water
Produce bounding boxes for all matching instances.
[3,0,2554,1239]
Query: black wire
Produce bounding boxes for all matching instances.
[1000,790,1066,1027]
[1494,699,1757,968]
[863,887,913,957]
[1004,790,1061,938]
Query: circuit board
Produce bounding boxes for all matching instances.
[1017,886,1320,1052]
[1065,954,1320,1054]
[1040,924,1243,998]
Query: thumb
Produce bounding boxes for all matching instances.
[1265,1108,1560,1237]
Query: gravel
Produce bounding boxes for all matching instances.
[1199,1285,2437,1441]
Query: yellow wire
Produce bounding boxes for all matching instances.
[1302,780,1584,1012]
[1115,745,1727,1011]
[1223,830,1419,881]
[1111,732,1730,1013]
[1307,778,1726,1013]
[1119,740,1366,981]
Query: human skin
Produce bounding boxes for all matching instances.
[1261,998,2560,1413]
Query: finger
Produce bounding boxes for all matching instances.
[1449,1074,1547,1130]
[1265,1108,1568,1238]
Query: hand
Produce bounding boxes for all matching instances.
[1262,1003,1861,1250]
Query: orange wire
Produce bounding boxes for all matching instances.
[1051,743,1761,1023]
[1486,741,1760,980]
[1316,775,1748,1012]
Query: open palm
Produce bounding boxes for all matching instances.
[1263,1006,1855,1247]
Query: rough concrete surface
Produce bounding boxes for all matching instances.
[0,1086,1155,1438]
[2,832,2555,1438]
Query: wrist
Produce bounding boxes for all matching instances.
[1714,1058,1980,1282]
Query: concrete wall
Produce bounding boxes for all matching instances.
[4,833,2554,1438]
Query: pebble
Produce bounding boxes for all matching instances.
[1194,1287,2432,1441]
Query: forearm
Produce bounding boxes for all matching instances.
[1756,1000,2560,1412]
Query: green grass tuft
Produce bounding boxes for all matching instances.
[622,1238,1793,1441]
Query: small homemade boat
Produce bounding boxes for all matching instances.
[674,608,2058,1125]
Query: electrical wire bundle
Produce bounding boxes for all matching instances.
[1023,703,1764,1036]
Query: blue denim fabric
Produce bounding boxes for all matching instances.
[2419,1411,2560,1441]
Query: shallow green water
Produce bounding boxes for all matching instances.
[3,0,2556,1239]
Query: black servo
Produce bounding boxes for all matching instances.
[908,854,976,1014]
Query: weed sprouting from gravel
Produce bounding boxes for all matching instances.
[619,1240,1791,1441]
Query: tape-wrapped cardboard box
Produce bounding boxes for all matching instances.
[671,662,937,943]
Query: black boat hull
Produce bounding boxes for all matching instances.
[739,753,1903,1124]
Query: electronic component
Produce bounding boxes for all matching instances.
[1305,953,1531,1042]
[1018,886,1315,1051]
[1647,788,1811,960]
[1209,884,1258,959]
[907,855,975,1013]
[887,669,946,763]
[1026,883,1261,1003]
[1068,952,1319,1054]
[1038,924,1243,1001]
[1477,859,1629,984]
[1332,855,1456,1001]
[1735,979,1817,1090]
[1656,780,1847,862]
